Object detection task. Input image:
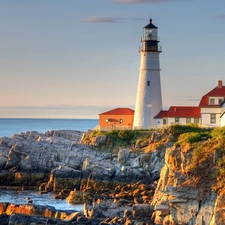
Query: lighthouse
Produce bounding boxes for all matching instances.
[133,19,162,129]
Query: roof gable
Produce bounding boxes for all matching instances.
[199,85,225,107]
[99,108,134,116]
[154,110,168,118]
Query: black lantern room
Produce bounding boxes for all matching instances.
[141,19,161,52]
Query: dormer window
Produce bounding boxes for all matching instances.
[219,99,224,104]
[209,98,215,104]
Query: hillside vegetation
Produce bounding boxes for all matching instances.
[83,124,225,193]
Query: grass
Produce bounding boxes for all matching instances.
[83,129,153,151]
[175,131,211,147]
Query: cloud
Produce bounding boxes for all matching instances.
[217,14,225,19]
[114,0,177,3]
[82,17,145,23]
[82,17,120,23]
[170,96,200,102]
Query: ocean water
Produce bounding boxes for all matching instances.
[0,118,98,210]
[0,189,83,211]
[0,118,98,138]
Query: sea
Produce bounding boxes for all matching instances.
[0,118,98,138]
[0,118,98,211]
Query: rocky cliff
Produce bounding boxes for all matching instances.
[150,126,225,225]
[0,126,225,224]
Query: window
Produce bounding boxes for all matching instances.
[163,119,167,124]
[144,29,153,40]
[175,118,179,123]
[147,81,150,86]
[209,98,215,104]
[219,99,224,104]
[119,118,123,124]
[194,118,199,124]
[210,114,216,124]
[186,118,191,124]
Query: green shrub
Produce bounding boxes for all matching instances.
[87,129,153,150]
[169,124,210,136]
[106,130,143,148]
[189,142,215,171]
[175,132,211,146]
[211,127,225,140]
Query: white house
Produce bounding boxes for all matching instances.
[154,80,225,128]
[154,106,201,127]
[220,105,225,127]
[199,80,225,127]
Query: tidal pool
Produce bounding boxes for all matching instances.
[0,189,83,211]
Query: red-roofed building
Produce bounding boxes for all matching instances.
[199,80,225,127]
[99,108,134,130]
[154,106,201,127]
[154,80,225,127]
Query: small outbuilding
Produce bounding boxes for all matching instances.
[99,108,134,130]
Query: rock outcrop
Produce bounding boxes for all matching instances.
[0,129,166,191]
[2,127,225,224]
[0,129,168,224]
[151,144,223,225]
[0,202,89,225]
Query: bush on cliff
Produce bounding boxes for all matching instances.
[182,128,225,193]
[169,124,204,136]
[106,129,151,149]
[169,124,212,138]
[175,131,211,147]
[84,129,153,151]
[190,141,216,169]
[211,126,225,140]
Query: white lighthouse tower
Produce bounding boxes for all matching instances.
[133,19,162,129]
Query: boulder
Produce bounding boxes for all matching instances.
[66,190,93,204]
[46,167,82,192]
[132,204,154,219]
[118,148,130,165]
[0,215,9,225]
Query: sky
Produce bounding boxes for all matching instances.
[0,0,224,118]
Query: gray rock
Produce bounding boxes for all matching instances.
[118,148,130,165]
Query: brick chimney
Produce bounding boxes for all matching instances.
[218,80,222,87]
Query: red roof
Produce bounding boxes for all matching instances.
[199,85,225,107]
[154,106,201,118]
[167,106,201,118]
[154,110,168,118]
[99,108,134,116]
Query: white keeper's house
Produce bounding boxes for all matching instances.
[155,80,225,128]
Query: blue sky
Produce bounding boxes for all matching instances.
[0,0,224,118]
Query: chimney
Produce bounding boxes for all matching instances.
[218,80,222,87]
